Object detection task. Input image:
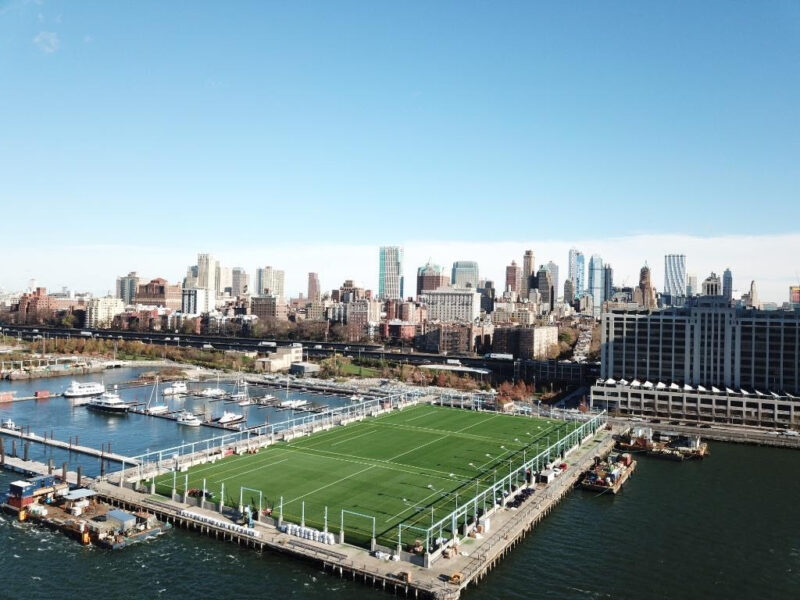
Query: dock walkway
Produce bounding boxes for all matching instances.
[0,428,138,464]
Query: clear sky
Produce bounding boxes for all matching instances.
[1,2,798,300]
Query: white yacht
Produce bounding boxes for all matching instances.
[200,386,226,398]
[279,399,308,409]
[216,411,245,426]
[87,389,130,413]
[63,380,105,398]
[176,410,202,427]
[162,381,188,396]
[349,394,365,402]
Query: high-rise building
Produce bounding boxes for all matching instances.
[702,272,722,296]
[416,263,449,296]
[378,246,404,299]
[115,271,140,305]
[632,265,657,309]
[136,278,183,310]
[600,297,800,394]
[587,254,605,317]
[687,274,698,298]
[564,279,575,305]
[723,268,733,302]
[419,289,481,323]
[791,286,800,304]
[744,280,761,309]
[255,267,285,301]
[307,272,321,302]
[522,250,535,298]
[216,265,232,297]
[603,264,614,303]
[664,254,687,302]
[505,261,522,294]
[568,249,585,298]
[196,253,218,293]
[85,297,126,329]
[546,261,559,301]
[536,266,554,312]
[231,268,249,297]
[451,261,479,289]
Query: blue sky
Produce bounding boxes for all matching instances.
[1,2,799,299]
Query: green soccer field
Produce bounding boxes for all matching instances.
[155,404,579,548]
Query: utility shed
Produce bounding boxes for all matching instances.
[107,509,136,532]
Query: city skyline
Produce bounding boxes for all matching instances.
[2,232,798,304]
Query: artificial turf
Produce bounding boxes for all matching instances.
[154,404,578,548]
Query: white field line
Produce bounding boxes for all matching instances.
[330,428,379,447]
[283,444,464,482]
[456,412,500,433]
[284,435,451,506]
[208,457,291,486]
[372,420,517,445]
[384,488,444,523]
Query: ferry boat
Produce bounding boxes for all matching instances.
[63,380,105,398]
[162,381,188,396]
[216,411,245,426]
[580,454,637,495]
[86,389,130,414]
[176,411,202,427]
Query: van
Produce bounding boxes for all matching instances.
[202,343,214,350]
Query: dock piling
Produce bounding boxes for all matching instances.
[11,439,17,458]
[23,442,29,462]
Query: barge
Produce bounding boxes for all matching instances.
[1,474,170,549]
[580,453,637,494]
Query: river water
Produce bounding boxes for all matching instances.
[0,370,798,599]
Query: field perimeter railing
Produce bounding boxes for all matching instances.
[115,390,423,482]
[409,410,607,563]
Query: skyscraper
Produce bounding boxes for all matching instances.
[231,267,249,297]
[416,263,449,296]
[196,253,218,291]
[568,249,585,298]
[307,272,321,302]
[536,265,554,312]
[633,264,657,309]
[664,254,687,301]
[255,266,285,300]
[687,274,698,298]
[563,279,575,305]
[702,272,721,296]
[587,254,605,317]
[546,261,559,301]
[115,271,140,305]
[603,264,614,302]
[379,246,404,299]
[505,261,522,294]
[522,250,535,298]
[451,261,480,289]
[723,268,733,302]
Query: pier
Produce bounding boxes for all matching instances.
[0,427,138,464]
[86,425,615,599]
